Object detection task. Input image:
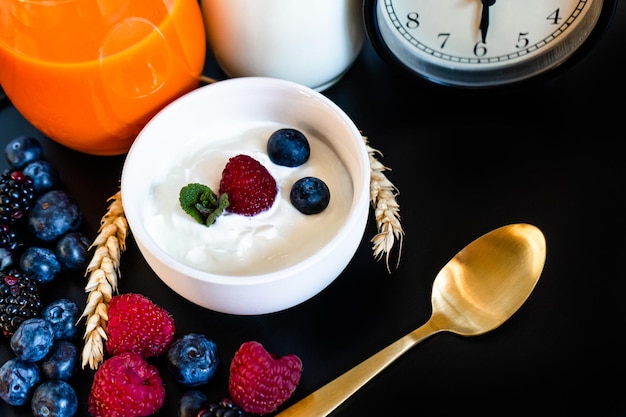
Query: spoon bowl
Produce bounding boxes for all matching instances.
[430,222,546,336]
[277,223,547,416]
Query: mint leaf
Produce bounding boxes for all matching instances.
[179,183,229,226]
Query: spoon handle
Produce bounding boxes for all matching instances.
[276,320,439,417]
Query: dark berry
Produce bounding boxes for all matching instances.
[40,340,78,381]
[55,231,91,271]
[27,189,82,242]
[20,246,62,284]
[4,135,42,169]
[0,357,41,406]
[267,128,310,167]
[0,223,22,271]
[167,333,220,387]
[0,169,37,224]
[31,380,78,417]
[290,176,330,215]
[23,160,60,195]
[199,398,250,417]
[10,317,55,362]
[179,389,210,417]
[41,298,80,340]
[0,268,42,338]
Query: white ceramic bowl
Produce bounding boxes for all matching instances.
[121,77,370,315]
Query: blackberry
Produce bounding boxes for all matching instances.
[0,168,37,224]
[0,223,23,270]
[0,268,42,338]
[198,398,250,417]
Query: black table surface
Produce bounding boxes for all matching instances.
[2,2,626,416]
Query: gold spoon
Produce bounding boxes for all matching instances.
[277,223,547,417]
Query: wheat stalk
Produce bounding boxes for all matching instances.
[79,190,128,370]
[363,135,404,273]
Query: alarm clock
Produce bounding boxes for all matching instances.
[363,0,618,88]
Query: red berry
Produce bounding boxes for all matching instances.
[228,341,303,415]
[219,154,277,216]
[88,352,165,417]
[105,293,175,358]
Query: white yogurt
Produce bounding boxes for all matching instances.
[144,124,353,276]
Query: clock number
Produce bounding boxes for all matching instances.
[406,12,419,29]
[546,9,563,25]
[437,33,450,48]
[515,32,530,49]
[473,42,487,57]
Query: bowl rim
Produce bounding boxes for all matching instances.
[121,76,370,286]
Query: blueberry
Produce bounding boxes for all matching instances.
[41,298,80,340]
[55,231,90,271]
[31,380,78,417]
[20,246,62,284]
[10,317,55,362]
[28,189,82,242]
[23,160,60,195]
[179,389,210,417]
[40,340,78,381]
[267,128,310,167]
[167,333,220,387]
[0,358,41,406]
[4,135,42,169]
[290,176,330,215]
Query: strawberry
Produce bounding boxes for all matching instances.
[219,154,277,216]
[228,341,303,415]
[105,293,175,358]
[88,352,165,417]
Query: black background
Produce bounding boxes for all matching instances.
[1,1,625,416]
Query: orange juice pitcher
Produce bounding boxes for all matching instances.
[0,0,206,155]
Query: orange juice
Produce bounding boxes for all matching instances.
[0,0,206,155]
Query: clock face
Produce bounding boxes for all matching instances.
[367,0,606,87]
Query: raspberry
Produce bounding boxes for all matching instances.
[105,293,175,358]
[228,341,303,415]
[88,352,165,417]
[219,154,277,216]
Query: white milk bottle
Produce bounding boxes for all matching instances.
[201,0,365,91]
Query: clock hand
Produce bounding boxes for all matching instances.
[479,0,496,43]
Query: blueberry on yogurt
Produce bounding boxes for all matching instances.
[267,128,310,167]
[290,176,330,215]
